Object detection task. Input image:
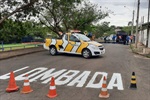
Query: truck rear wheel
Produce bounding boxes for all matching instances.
[82,49,91,58]
[49,46,57,56]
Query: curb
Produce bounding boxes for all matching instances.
[0,46,45,60]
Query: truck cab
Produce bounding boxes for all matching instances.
[43,33,105,58]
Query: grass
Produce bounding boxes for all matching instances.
[130,44,138,53]
[0,43,38,51]
[146,54,150,58]
[1,43,26,48]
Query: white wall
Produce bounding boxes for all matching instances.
[139,29,150,48]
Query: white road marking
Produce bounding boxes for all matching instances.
[86,72,108,88]
[15,67,48,81]
[67,71,91,87]
[0,67,124,90]
[0,66,29,79]
[107,73,124,90]
[55,70,80,85]
[32,68,67,83]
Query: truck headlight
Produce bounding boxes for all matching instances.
[90,45,99,49]
[100,45,104,48]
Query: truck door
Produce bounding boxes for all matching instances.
[64,34,80,53]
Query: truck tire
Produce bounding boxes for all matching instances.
[82,49,91,59]
[49,46,57,56]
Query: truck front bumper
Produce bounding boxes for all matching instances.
[91,48,105,56]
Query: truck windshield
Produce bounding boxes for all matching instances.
[76,34,91,42]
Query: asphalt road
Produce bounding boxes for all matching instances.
[0,43,149,100]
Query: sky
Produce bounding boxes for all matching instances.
[89,0,149,26]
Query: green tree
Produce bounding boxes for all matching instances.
[105,25,116,36]
[61,1,107,31]
[92,22,113,38]
[0,0,40,26]
[0,0,108,42]
[122,26,136,35]
[0,19,26,43]
[0,19,48,43]
[39,0,108,37]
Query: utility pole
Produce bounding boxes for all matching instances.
[146,0,150,47]
[124,6,135,36]
[141,16,144,43]
[135,0,140,48]
[131,10,135,35]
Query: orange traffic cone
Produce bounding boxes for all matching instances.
[21,74,33,93]
[47,77,57,98]
[99,76,110,98]
[6,71,19,92]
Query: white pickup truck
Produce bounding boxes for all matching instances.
[43,33,105,58]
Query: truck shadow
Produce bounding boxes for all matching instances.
[46,53,104,59]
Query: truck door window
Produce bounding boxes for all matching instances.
[65,34,68,40]
[70,35,79,42]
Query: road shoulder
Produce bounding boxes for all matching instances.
[0,46,45,60]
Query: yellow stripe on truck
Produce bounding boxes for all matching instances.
[56,40,63,50]
[64,41,75,52]
[45,39,52,47]
[76,42,88,53]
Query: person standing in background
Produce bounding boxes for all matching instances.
[126,35,130,45]
[112,35,116,43]
[130,35,133,43]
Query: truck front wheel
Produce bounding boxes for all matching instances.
[49,46,57,56]
[82,49,91,58]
